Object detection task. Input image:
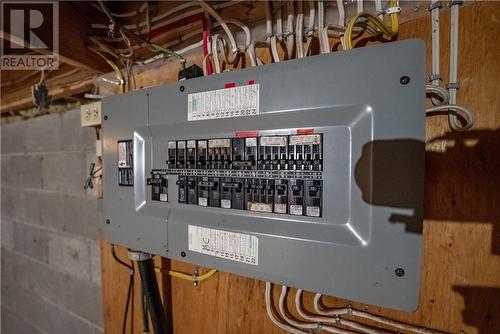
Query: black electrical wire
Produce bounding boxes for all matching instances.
[110,245,134,334]
[138,258,168,334]
[141,285,150,334]
[122,272,134,334]
[111,244,133,270]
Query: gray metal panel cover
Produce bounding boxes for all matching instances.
[102,39,426,311]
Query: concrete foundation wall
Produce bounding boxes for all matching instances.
[1,110,103,334]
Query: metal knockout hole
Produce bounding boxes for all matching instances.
[395,268,405,277]
[181,251,186,257]
[105,219,110,225]
[104,115,108,120]
[399,76,410,85]
[179,85,185,92]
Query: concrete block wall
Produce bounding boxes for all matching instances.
[1,110,104,334]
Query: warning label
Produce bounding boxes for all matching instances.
[188,225,259,265]
[187,84,260,121]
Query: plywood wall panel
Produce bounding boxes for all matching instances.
[102,3,500,334]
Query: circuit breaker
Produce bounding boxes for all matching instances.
[102,40,426,311]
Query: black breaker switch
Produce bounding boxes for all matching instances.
[221,178,244,209]
[289,134,322,171]
[274,179,288,214]
[304,180,322,217]
[288,179,304,215]
[258,136,288,170]
[197,176,220,207]
[148,172,168,202]
[177,176,197,204]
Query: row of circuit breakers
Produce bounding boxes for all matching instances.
[124,134,324,217]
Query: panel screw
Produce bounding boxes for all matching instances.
[104,115,108,120]
[179,85,185,92]
[105,219,110,224]
[395,268,405,277]
[181,251,186,257]
[400,76,410,85]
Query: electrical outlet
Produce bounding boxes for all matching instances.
[81,101,102,127]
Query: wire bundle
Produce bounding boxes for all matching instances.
[265,283,448,334]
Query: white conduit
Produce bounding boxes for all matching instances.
[447,1,474,131]
[294,290,390,334]
[318,0,328,54]
[375,0,383,18]
[277,286,355,334]
[430,0,441,87]
[296,1,305,58]
[264,283,309,334]
[337,0,346,50]
[357,0,364,14]
[304,0,316,56]
[286,1,295,58]
[313,294,447,334]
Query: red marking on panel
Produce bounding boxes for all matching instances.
[296,128,315,135]
[235,131,260,138]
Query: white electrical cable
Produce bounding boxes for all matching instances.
[271,35,281,63]
[426,84,450,105]
[265,283,309,334]
[374,0,383,18]
[296,1,305,58]
[430,0,440,87]
[304,0,316,56]
[198,0,238,58]
[426,104,475,130]
[90,1,240,31]
[285,1,295,58]
[265,0,273,41]
[278,287,358,334]
[448,1,470,131]
[336,0,346,50]
[318,0,328,53]
[313,294,445,334]
[357,0,364,14]
[294,290,391,334]
[211,34,223,73]
[276,0,283,41]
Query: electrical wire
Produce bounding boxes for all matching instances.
[426,84,449,105]
[426,104,475,130]
[294,290,391,334]
[448,1,471,131]
[123,273,134,334]
[278,286,356,334]
[111,245,134,334]
[304,0,316,56]
[155,266,217,283]
[285,1,295,58]
[265,282,309,334]
[313,294,445,334]
[97,0,183,61]
[296,1,305,58]
[344,0,400,50]
[198,0,239,64]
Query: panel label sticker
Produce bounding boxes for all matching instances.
[260,136,287,147]
[290,134,321,145]
[188,225,259,265]
[187,84,260,121]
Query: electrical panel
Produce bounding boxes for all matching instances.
[102,40,426,311]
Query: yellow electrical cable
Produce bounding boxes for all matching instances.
[155,267,218,282]
[345,0,399,49]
